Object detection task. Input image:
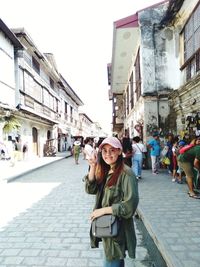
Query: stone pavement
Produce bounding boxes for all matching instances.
[138,169,200,267]
[0,154,136,267]
[0,151,71,182]
[1,155,200,267]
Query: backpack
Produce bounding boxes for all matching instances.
[179,144,195,154]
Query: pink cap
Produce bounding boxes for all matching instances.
[99,137,122,151]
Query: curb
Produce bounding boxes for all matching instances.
[6,155,72,183]
[136,207,181,267]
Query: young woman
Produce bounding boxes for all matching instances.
[84,136,139,267]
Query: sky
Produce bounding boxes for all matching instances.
[1,0,162,134]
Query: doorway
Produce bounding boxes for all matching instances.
[32,127,38,155]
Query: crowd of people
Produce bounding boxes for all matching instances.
[76,132,200,198]
[0,136,28,165]
[146,132,200,199]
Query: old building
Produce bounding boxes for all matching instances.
[0,19,23,139]
[0,21,85,158]
[58,74,84,151]
[161,0,200,139]
[109,0,200,142]
[108,1,170,141]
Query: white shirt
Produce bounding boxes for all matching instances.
[132,143,145,154]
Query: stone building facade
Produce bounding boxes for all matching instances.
[109,0,200,142]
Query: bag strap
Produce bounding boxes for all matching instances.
[136,144,142,153]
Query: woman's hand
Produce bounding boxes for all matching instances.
[90,208,104,221]
[88,150,98,181]
[88,150,97,167]
[90,207,113,221]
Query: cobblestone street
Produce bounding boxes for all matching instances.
[0,156,151,267]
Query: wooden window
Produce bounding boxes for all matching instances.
[183,3,200,80]
[43,88,49,106]
[65,102,68,113]
[49,94,54,110]
[126,86,129,115]
[23,51,32,67]
[24,72,42,102]
[19,68,24,91]
[32,56,40,75]
[49,77,54,89]
[55,99,59,113]
[130,72,134,109]
[134,49,141,100]
[70,106,73,123]
[123,94,126,119]
[196,50,200,72]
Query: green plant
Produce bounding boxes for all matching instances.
[0,115,21,133]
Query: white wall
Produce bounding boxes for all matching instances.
[0,32,15,107]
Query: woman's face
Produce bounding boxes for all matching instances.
[101,144,121,166]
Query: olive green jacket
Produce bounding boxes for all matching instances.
[85,165,139,261]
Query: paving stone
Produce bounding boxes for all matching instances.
[45,257,67,266]
[21,256,46,265]
[19,249,41,256]
[0,248,21,256]
[1,256,24,265]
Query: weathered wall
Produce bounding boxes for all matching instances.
[138,3,168,95]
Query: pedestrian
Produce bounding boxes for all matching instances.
[122,133,133,167]
[84,137,94,160]
[142,141,148,169]
[176,140,186,184]
[132,136,145,180]
[72,140,81,164]
[147,132,161,174]
[22,142,28,160]
[84,136,139,267]
[165,133,174,175]
[177,136,200,199]
[0,140,9,160]
[14,137,22,161]
[171,140,179,182]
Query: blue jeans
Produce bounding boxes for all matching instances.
[132,153,143,177]
[103,259,124,267]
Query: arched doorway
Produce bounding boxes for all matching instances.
[32,127,38,155]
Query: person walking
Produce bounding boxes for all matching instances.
[165,133,176,175]
[178,137,200,199]
[72,140,81,164]
[175,140,186,184]
[132,136,145,179]
[84,136,139,267]
[84,137,94,160]
[122,133,133,167]
[147,132,161,174]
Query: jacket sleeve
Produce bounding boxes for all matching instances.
[112,171,139,219]
[85,175,99,195]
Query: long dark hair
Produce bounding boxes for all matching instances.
[95,152,124,187]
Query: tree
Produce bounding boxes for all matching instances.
[0,115,21,133]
